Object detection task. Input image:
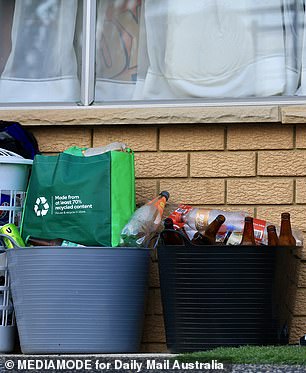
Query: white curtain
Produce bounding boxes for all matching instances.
[95,0,142,101]
[0,0,80,103]
[133,0,305,99]
[95,0,306,100]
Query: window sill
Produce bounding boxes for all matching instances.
[0,103,305,125]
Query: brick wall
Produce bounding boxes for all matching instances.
[28,122,306,351]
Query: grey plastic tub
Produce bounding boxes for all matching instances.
[6,246,150,354]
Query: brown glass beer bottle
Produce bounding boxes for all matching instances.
[240,216,256,245]
[267,225,279,246]
[191,214,225,245]
[278,213,296,246]
[26,236,83,247]
[191,231,207,245]
[162,218,184,245]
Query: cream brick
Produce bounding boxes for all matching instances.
[296,126,306,148]
[256,206,306,232]
[292,288,306,316]
[145,289,155,316]
[296,179,306,204]
[297,261,306,287]
[258,150,306,176]
[135,153,188,178]
[190,152,255,177]
[145,289,163,316]
[140,344,168,353]
[227,179,293,205]
[296,246,306,261]
[296,232,306,259]
[149,261,160,288]
[159,179,225,205]
[289,316,306,344]
[211,205,256,216]
[227,124,293,150]
[136,179,158,206]
[30,127,91,152]
[93,127,157,151]
[142,315,166,343]
[159,125,224,151]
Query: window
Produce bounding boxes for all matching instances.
[1,0,306,105]
[0,0,83,104]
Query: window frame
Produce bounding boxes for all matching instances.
[81,0,96,106]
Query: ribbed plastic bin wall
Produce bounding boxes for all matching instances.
[0,250,16,353]
[6,247,149,354]
[158,237,280,353]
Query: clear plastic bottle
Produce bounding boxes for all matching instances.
[120,191,170,247]
[181,208,245,234]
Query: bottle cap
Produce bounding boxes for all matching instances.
[164,217,174,228]
[281,212,290,219]
[216,214,226,223]
[160,191,170,201]
[267,225,276,231]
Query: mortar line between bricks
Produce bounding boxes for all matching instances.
[147,176,301,179]
[223,176,300,180]
[187,153,190,178]
[227,203,303,207]
[156,127,160,151]
[90,127,94,147]
[293,179,297,205]
[293,124,297,149]
[224,125,228,150]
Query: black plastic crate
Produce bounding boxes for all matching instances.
[157,231,285,353]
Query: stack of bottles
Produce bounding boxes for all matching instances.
[1,191,301,249]
[162,207,301,247]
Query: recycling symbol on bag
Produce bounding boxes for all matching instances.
[34,197,49,216]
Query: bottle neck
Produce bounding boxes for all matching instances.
[241,218,255,245]
[164,219,174,230]
[279,217,296,246]
[267,227,278,246]
[205,217,225,237]
[280,218,293,236]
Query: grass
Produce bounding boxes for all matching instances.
[176,345,306,365]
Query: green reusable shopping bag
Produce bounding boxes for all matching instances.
[21,150,135,247]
